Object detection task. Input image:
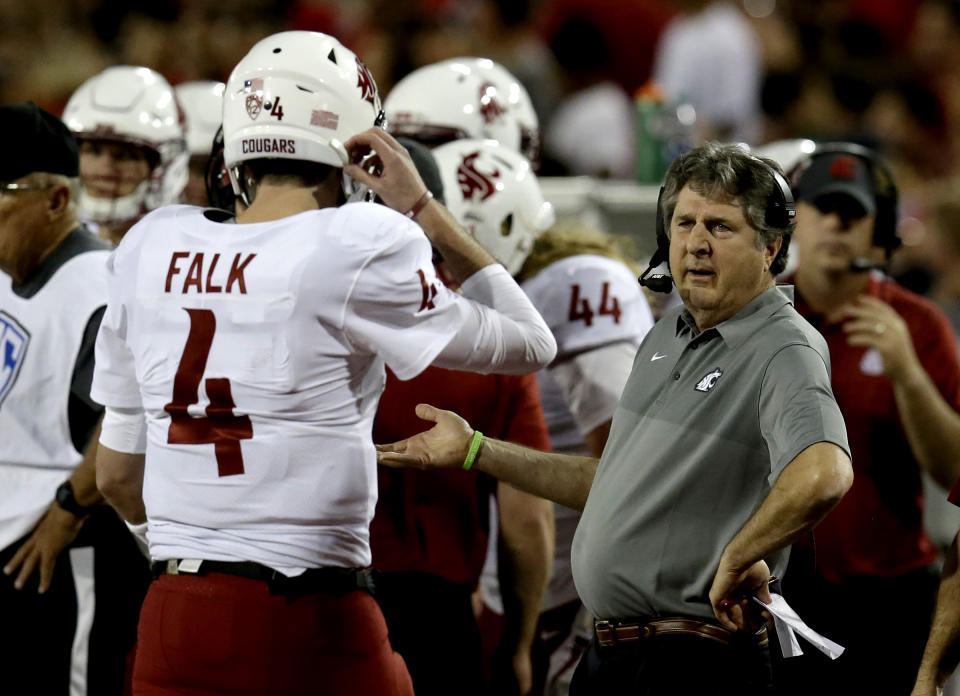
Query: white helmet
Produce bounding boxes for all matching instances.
[63,65,188,225]
[385,60,525,156]
[175,80,225,157]
[446,57,540,165]
[433,139,554,275]
[223,30,385,205]
[750,139,817,176]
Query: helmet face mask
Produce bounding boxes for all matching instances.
[433,139,554,275]
[222,31,385,207]
[63,65,188,225]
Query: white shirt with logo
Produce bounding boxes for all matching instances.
[0,250,109,551]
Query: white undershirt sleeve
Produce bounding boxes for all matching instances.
[99,406,147,455]
[433,264,557,374]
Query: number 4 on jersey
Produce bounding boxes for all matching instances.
[568,282,621,326]
[164,308,253,476]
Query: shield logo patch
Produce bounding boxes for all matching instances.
[0,311,29,409]
[245,94,263,120]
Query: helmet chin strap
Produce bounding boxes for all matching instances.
[341,169,372,203]
[329,139,373,203]
[78,181,149,226]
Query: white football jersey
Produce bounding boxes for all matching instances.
[521,254,653,360]
[0,249,109,551]
[91,203,470,572]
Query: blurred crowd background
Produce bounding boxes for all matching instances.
[5,0,960,313]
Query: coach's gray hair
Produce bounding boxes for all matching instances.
[660,142,795,275]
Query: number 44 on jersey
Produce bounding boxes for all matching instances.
[568,282,621,326]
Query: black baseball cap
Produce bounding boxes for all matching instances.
[0,102,79,181]
[794,152,876,216]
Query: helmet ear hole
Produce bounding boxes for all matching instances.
[500,213,513,237]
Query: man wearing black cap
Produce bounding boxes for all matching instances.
[780,145,960,695]
[0,103,149,695]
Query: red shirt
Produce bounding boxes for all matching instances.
[370,367,551,586]
[792,275,960,580]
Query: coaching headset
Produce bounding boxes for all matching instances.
[789,142,900,271]
[638,156,796,293]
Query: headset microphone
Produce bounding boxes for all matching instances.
[849,257,886,273]
[638,270,674,293]
[638,247,674,293]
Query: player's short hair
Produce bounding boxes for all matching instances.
[661,142,795,275]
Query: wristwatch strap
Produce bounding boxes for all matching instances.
[55,480,97,517]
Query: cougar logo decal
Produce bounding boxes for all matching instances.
[245,94,262,120]
[478,81,506,124]
[694,368,723,393]
[457,152,500,201]
[356,57,378,106]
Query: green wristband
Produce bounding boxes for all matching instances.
[462,430,484,470]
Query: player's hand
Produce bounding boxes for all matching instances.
[376,404,474,470]
[835,295,919,383]
[3,503,85,593]
[343,128,431,214]
[708,555,772,632]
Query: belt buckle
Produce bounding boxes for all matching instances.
[166,559,203,575]
[595,620,615,646]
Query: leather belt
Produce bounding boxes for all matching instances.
[594,617,768,648]
[151,559,376,599]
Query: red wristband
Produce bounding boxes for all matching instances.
[404,190,434,219]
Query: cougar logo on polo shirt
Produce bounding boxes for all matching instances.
[0,311,30,408]
[694,368,723,392]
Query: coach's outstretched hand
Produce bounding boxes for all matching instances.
[344,128,431,215]
[376,404,475,470]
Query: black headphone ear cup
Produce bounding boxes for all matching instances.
[767,169,796,229]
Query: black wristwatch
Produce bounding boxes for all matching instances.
[55,481,97,517]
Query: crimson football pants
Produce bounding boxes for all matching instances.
[132,572,414,696]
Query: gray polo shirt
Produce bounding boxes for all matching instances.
[571,285,849,621]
